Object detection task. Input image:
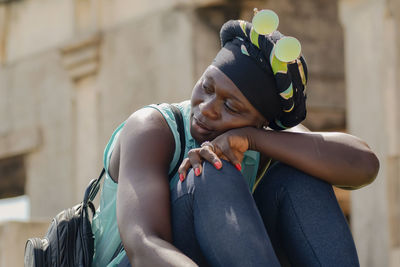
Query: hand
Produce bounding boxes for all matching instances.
[178,127,252,181]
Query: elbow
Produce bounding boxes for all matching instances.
[365,151,380,184]
[354,150,380,189]
[120,228,153,264]
[119,226,144,262]
[120,226,169,264]
[350,135,380,188]
[339,149,380,190]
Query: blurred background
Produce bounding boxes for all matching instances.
[0,0,399,266]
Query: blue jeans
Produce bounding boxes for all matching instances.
[170,161,359,267]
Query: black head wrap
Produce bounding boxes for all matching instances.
[212,20,308,130]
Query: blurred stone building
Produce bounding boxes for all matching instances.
[0,0,398,266]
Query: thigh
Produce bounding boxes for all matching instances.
[253,162,359,267]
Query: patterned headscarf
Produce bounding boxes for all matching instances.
[212,20,308,130]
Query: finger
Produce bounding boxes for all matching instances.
[178,158,192,181]
[199,146,222,170]
[217,146,242,172]
[233,150,245,165]
[187,149,203,176]
[232,151,244,171]
[212,144,229,162]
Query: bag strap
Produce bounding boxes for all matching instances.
[168,104,186,182]
[110,242,125,263]
[84,168,105,205]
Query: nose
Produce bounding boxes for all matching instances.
[199,97,219,120]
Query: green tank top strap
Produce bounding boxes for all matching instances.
[103,121,125,180]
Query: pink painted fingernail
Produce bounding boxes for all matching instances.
[179,173,185,182]
[195,168,201,176]
[214,161,222,169]
[235,163,242,171]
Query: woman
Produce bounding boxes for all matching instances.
[92,19,379,266]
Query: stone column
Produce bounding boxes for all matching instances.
[386,2,400,265]
[60,0,103,201]
[60,34,103,202]
[339,0,400,265]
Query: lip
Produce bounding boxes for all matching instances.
[192,116,213,134]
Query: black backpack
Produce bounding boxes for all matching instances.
[24,172,103,267]
[24,104,186,266]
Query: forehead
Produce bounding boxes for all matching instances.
[204,65,237,88]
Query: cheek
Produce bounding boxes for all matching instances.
[220,114,261,130]
[190,85,205,108]
[218,114,244,130]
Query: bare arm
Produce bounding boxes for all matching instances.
[247,127,379,189]
[179,124,379,189]
[117,108,197,266]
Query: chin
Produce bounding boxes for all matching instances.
[189,126,214,144]
[190,126,206,144]
[189,112,219,143]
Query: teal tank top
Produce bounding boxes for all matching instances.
[91,100,261,266]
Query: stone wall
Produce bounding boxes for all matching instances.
[0,0,394,266]
[339,0,400,265]
[0,221,48,267]
[0,1,201,219]
[0,155,25,198]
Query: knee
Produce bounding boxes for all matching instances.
[255,163,338,215]
[185,160,248,195]
[265,163,332,193]
[201,159,240,179]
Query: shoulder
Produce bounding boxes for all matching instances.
[123,107,171,134]
[120,107,174,145]
[119,107,175,167]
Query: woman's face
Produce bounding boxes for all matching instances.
[190,65,266,143]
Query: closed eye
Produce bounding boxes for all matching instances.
[224,101,239,114]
